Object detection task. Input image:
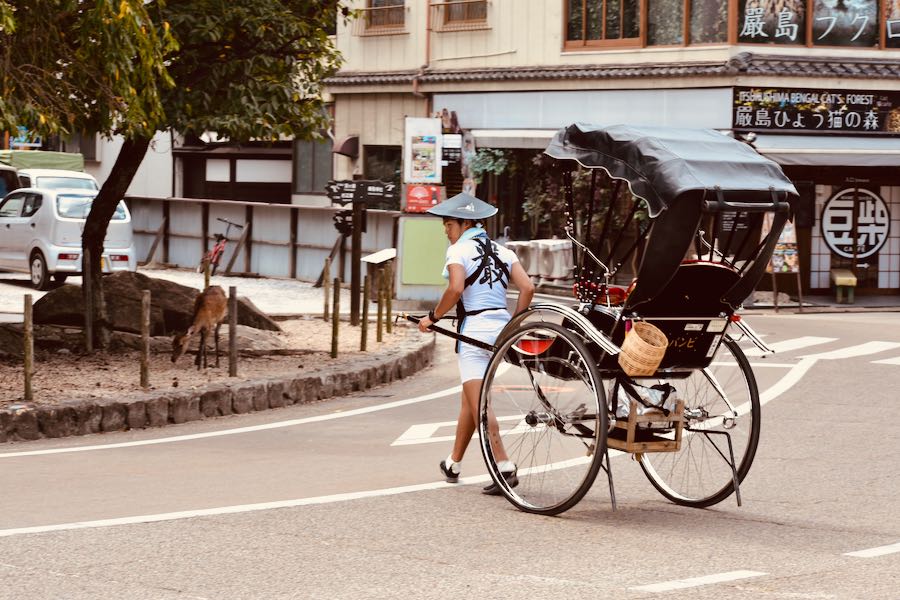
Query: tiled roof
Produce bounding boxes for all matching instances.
[325,52,900,86]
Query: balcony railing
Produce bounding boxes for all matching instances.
[353,3,408,37]
[430,0,490,33]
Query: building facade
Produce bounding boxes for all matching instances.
[326,0,900,297]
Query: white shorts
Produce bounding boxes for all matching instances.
[457,310,510,383]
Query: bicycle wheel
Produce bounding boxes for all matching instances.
[638,337,760,508]
[479,321,608,516]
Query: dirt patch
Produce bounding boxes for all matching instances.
[0,317,416,408]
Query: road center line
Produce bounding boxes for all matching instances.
[843,541,900,558]
[629,570,767,593]
[0,384,463,459]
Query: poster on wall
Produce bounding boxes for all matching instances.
[404,117,442,185]
[762,213,800,273]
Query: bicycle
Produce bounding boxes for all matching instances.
[199,217,244,276]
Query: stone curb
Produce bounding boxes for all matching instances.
[0,334,436,443]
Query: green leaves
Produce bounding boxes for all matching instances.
[0,0,345,144]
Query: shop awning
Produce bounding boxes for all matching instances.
[470,129,556,149]
[753,134,900,167]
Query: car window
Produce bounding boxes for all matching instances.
[56,195,127,220]
[18,175,31,187]
[0,194,25,218]
[22,193,43,218]
[35,176,99,190]
[0,170,17,196]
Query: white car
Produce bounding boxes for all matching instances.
[16,168,100,191]
[0,188,136,290]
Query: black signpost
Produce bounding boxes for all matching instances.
[326,180,399,326]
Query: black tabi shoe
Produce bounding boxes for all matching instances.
[482,469,518,496]
[440,460,460,483]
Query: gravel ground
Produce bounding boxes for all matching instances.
[0,267,417,408]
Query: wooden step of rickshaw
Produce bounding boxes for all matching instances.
[606,399,685,454]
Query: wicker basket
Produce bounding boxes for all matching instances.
[618,321,668,377]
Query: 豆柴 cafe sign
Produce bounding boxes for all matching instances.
[733,87,900,135]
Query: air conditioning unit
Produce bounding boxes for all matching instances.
[535,239,574,280]
[506,241,538,277]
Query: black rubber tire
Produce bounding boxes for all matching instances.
[479,321,608,516]
[30,251,50,290]
[638,337,761,508]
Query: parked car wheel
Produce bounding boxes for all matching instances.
[30,251,50,290]
[53,273,68,283]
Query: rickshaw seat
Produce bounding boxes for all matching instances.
[628,261,740,318]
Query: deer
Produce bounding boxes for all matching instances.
[171,286,228,369]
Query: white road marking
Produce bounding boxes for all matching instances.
[843,541,900,558]
[800,341,900,360]
[0,384,463,459]
[0,350,819,536]
[629,570,767,593]
[743,336,837,357]
[871,356,900,365]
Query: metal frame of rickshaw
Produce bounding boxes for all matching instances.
[410,124,799,515]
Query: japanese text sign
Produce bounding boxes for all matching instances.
[733,86,900,135]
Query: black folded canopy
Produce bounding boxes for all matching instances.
[543,123,799,217]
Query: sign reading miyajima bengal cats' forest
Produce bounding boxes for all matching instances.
[733,86,900,134]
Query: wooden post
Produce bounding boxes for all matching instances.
[376,270,384,344]
[229,286,238,377]
[23,294,33,402]
[331,277,341,358]
[385,261,393,334]
[323,257,331,322]
[204,261,211,291]
[83,247,93,353]
[350,201,363,326]
[140,290,150,389]
[361,275,370,351]
[141,217,167,266]
[225,219,251,275]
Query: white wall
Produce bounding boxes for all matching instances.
[86,131,173,197]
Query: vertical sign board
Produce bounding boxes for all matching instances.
[404,117,443,185]
[761,213,802,311]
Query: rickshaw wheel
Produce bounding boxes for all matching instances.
[637,337,761,508]
[479,321,608,516]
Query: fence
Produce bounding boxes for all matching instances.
[126,196,401,284]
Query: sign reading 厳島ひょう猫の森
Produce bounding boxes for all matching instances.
[733,87,900,135]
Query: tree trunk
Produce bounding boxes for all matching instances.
[82,135,152,350]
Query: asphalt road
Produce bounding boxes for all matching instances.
[0,309,899,598]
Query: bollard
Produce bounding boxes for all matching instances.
[140,290,150,389]
[361,275,369,351]
[323,257,331,322]
[385,262,393,334]
[229,286,238,377]
[376,270,384,344]
[331,277,341,358]
[23,294,33,402]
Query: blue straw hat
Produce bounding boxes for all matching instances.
[426,193,498,220]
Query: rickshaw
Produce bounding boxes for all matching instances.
[415,123,798,516]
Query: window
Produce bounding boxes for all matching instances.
[648,0,684,45]
[293,139,333,195]
[565,0,640,47]
[0,194,24,218]
[22,193,42,218]
[565,1,897,50]
[431,1,489,32]
[355,0,405,34]
[56,195,127,220]
[690,0,729,44]
[363,146,401,210]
